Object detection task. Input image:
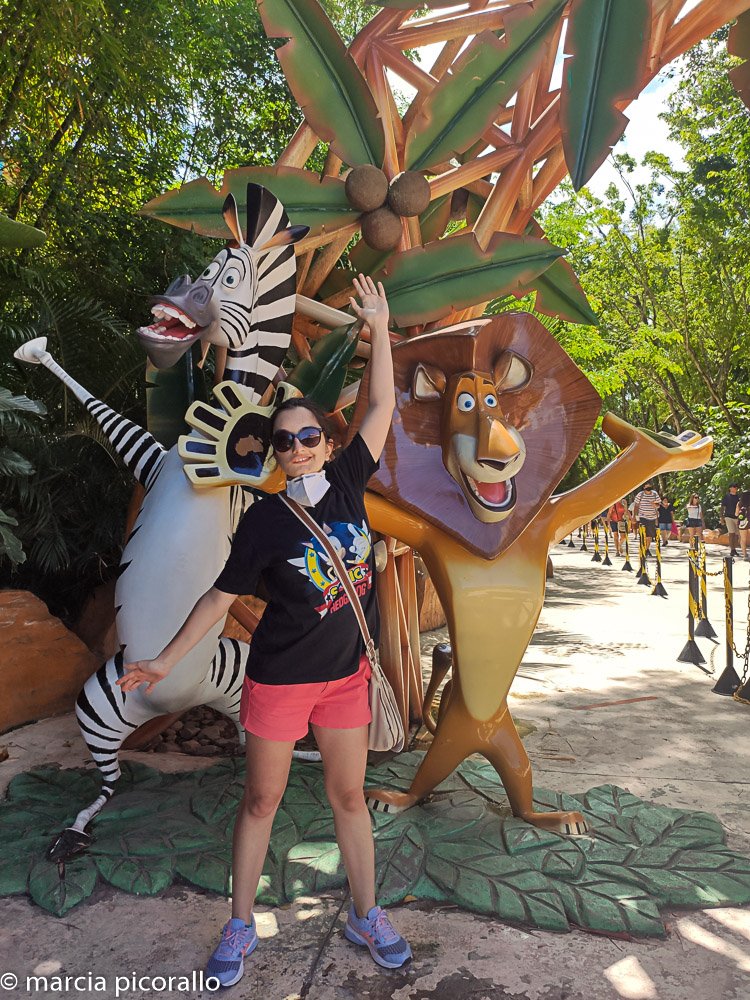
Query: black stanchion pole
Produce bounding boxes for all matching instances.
[602,522,612,566]
[678,543,708,670]
[695,540,717,639]
[622,526,633,572]
[713,556,741,695]
[651,528,667,597]
[591,521,601,562]
[580,523,588,552]
[638,525,651,586]
[567,533,575,548]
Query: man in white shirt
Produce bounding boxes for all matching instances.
[634,482,660,553]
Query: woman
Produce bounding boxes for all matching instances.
[658,497,674,547]
[685,493,704,541]
[116,275,410,986]
[607,499,627,556]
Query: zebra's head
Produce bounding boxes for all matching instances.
[138,184,308,401]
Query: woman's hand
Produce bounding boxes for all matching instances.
[350,273,388,330]
[116,658,171,695]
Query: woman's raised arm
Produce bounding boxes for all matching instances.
[349,273,395,462]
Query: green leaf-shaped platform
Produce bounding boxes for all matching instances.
[2,752,749,936]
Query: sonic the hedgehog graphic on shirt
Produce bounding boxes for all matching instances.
[288,520,373,618]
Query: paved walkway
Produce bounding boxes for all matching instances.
[1,539,750,999]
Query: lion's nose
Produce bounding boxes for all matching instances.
[477,417,520,463]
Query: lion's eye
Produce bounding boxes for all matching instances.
[222,267,241,288]
[484,393,498,408]
[457,392,475,412]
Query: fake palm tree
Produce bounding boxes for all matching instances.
[142,0,750,346]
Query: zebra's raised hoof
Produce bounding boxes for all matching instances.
[47,827,91,862]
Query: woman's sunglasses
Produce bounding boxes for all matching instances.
[271,426,323,453]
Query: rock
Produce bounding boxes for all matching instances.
[181,739,202,753]
[202,724,224,741]
[0,590,98,733]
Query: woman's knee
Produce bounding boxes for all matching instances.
[242,786,284,820]
[327,783,367,814]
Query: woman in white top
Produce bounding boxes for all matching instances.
[686,494,704,541]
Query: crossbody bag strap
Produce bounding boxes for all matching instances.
[279,494,377,664]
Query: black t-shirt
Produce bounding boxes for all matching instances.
[722,493,739,518]
[658,503,674,524]
[214,433,379,684]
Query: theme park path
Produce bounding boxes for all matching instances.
[2,539,750,1000]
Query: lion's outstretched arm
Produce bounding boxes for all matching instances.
[544,413,713,543]
[365,491,428,550]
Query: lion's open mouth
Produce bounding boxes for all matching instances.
[462,471,516,511]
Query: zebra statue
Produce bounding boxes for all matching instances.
[14,185,308,861]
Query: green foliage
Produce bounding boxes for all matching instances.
[3,753,750,934]
[0,259,141,617]
[0,0,371,612]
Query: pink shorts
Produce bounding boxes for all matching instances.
[239,655,372,742]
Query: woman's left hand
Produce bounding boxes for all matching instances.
[350,273,388,328]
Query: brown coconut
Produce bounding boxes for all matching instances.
[361,207,402,251]
[387,171,431,217]
[345,165,389,213]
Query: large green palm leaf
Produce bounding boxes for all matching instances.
[373,231,565,327]
[257,0,385,167]
[139,166,356,240]
[561,0,651,191]
[405,0,567,171]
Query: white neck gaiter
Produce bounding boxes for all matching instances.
[286,471,331,507]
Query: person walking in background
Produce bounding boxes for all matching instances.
[685,493,704,542]
[658,496,675,547]
[721,484,741,557]
[607,498,627,556]
[738,493,750,560]
[634,482,660,553]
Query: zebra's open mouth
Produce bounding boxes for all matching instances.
[137,303,210,368]
[139,305,205,343]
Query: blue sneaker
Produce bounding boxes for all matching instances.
[205,916,258,988]
[344,904,412,969]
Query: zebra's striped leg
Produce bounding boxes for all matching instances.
[48,652,158,861]
[203,637,250,748]
[14,338,165,488]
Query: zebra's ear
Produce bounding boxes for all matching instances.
[254,224,310,253]
[222,194,245,247]
[246,183,292,249]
